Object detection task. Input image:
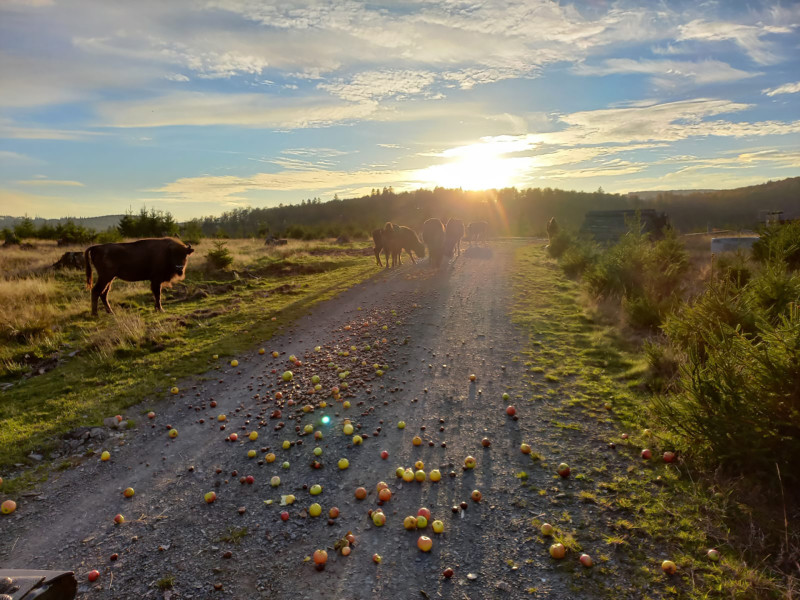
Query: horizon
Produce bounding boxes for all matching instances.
[1,1,799,221]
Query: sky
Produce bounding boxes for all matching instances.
[0,0,799,221]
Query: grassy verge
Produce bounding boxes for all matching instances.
[512,243,790,599]
[0,241,376,477]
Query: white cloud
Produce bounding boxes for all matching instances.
[574,58,759,87]
[0,150,39,163]
[0,118,102,140]
[677,20,789,65]
[319,70,438,102]
[763,81,800,97]
[165,73,190,82]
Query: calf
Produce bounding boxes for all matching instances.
[467,221,488,245]
[422,218,446,268]
[85,238,194,315]
[444,218,465,258]
[387,225,426,268]
[546,217,559,247]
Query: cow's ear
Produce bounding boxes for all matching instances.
[185,244,194,255]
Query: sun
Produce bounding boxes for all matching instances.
[415,139,532,190]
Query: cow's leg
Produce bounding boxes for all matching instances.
[457,240,461,256]
[396,249,402,266]
[407,249,416,264]
[151,281,164,312]
[374,247,382,267]
[383,247,390,269]
[92,277,113,315]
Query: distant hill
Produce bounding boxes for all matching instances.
[627,189,717,200]
[0,214,125,232]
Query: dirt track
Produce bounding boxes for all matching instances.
[1,240,633,599]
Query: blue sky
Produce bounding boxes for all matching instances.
[1,0,798,220]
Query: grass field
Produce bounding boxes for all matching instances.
[0,238,377,475]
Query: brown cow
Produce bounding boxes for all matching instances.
[467,221,488,245]
[85,238,194,316]
[422,218,446,268]
[385,225,425,268]
[444,218,465,258]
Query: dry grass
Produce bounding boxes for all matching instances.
[0,240,86,277]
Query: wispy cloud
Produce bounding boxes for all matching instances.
[574,58,760,87]
[15,178,85,186]
[677,20,791,65]
[763,81,800,96]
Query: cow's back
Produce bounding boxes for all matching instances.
[92,238,179,282]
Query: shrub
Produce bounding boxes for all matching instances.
[652,304,800,484]
[181,221,204,245]
[753,220,800,270]
[2,228,20,245]
[714,251,754,287]
[96,228,123,244]
[118,208,179,238]
[13,218,36,240]
[643,338,682,393]
[547,230,573,258]
[746,262,800,323]
[206,241,234,270]
[560,241,596,278]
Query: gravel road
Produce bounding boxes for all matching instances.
[1,240,637,599]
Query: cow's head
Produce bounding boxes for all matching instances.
[172,243,194,278]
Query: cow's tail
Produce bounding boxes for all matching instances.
[84,246,94,290]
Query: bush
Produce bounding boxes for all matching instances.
[714,251,754,287]
[753,220,800,269]
[118,208,179,238]
[55,221,96,244]
[13,218,36,239]
[206,241,234,270]
[547,230,573,258]
[2,228,20,245]
[96,228,123,244]
[652,304,800,484]
[181,221,204,245]
[560,241,596,278]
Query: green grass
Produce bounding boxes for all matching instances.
[0,250,376,472]
[511,243,790,599]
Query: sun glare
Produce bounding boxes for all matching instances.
[415,140,533,190]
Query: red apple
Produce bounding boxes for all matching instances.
[506,406,516,416]
[88,570,100,582]
[417,536,433,552]
[280,511,290,521]
[549,543,566,559]
[580,554,593,567]
[417,507,431,520]
[443,568,454,578]
[557,463,570,478]
[641,448,652,460]
[381,450,389,460]
[663,451,675,463]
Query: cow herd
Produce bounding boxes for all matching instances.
[373,218,488,270]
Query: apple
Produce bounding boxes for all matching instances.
[661,560,677,575]
[541,523,554,536]
[217,414,227,422]
[87,570,100,582]
[417,507,431,520]
[245,475,254,484]
[1,500,17,515]
[378,488,392,501]
[432,520,444,533]
[412,436,422,446]
[502,392,510,401]
[506,405,516,416]
[604,402,612,410]
[280,511,290,521]
[401,516,417,530]
[343,423,354,435]
[707,548,720,561]
[397,421,406,429]
[282,371,293,382]
[641,449,652,460]
[282,461,290,469]
[313,446,323,457]
[168,428,178,438]
[310,484,322,495]
[338,458,350,470]
[204,491,216,503]
[115,415,123,422]
[549,543,566,559]
[621,433,628,439]
[403,469,415,482]
[415,470,426,482]
[470,374,476,381]
[557,463,570,478]
[229,433,238,442]
[352,435,363,445]
[282,440,291,450]
[249,431,258,441]
[230,360,239,367]
[271,476,281,487]
[328,507,339,519]
[663,451,675,463]
[520,443,532,454]
[309,503,322,517]
[343,400,351,408]
[580,554,593,567]
[212,354,219,359]
[354,487,367,500]
[416,515,428,528]
[464,456,477,469]
[259,348,265,355]
[311,375,320,384]
[247,449,256,458]
[471,490,482,502]
[272,351,279,358]
[289,355,297,362]
[417,536,433,552]
[123,487,135,498]
[266,453,276,463]
[482,438,491,447]
[429,469,442,482]
[443,568,454,578]
[313,549,327,565]
[304,424,314,433]
[113,513,125,524]
[381,450,389,460]
[147,411,156,419]
[171,387,179,394]
[101,451,111,461]
[373,553,382,564]
[372,511,386,526]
